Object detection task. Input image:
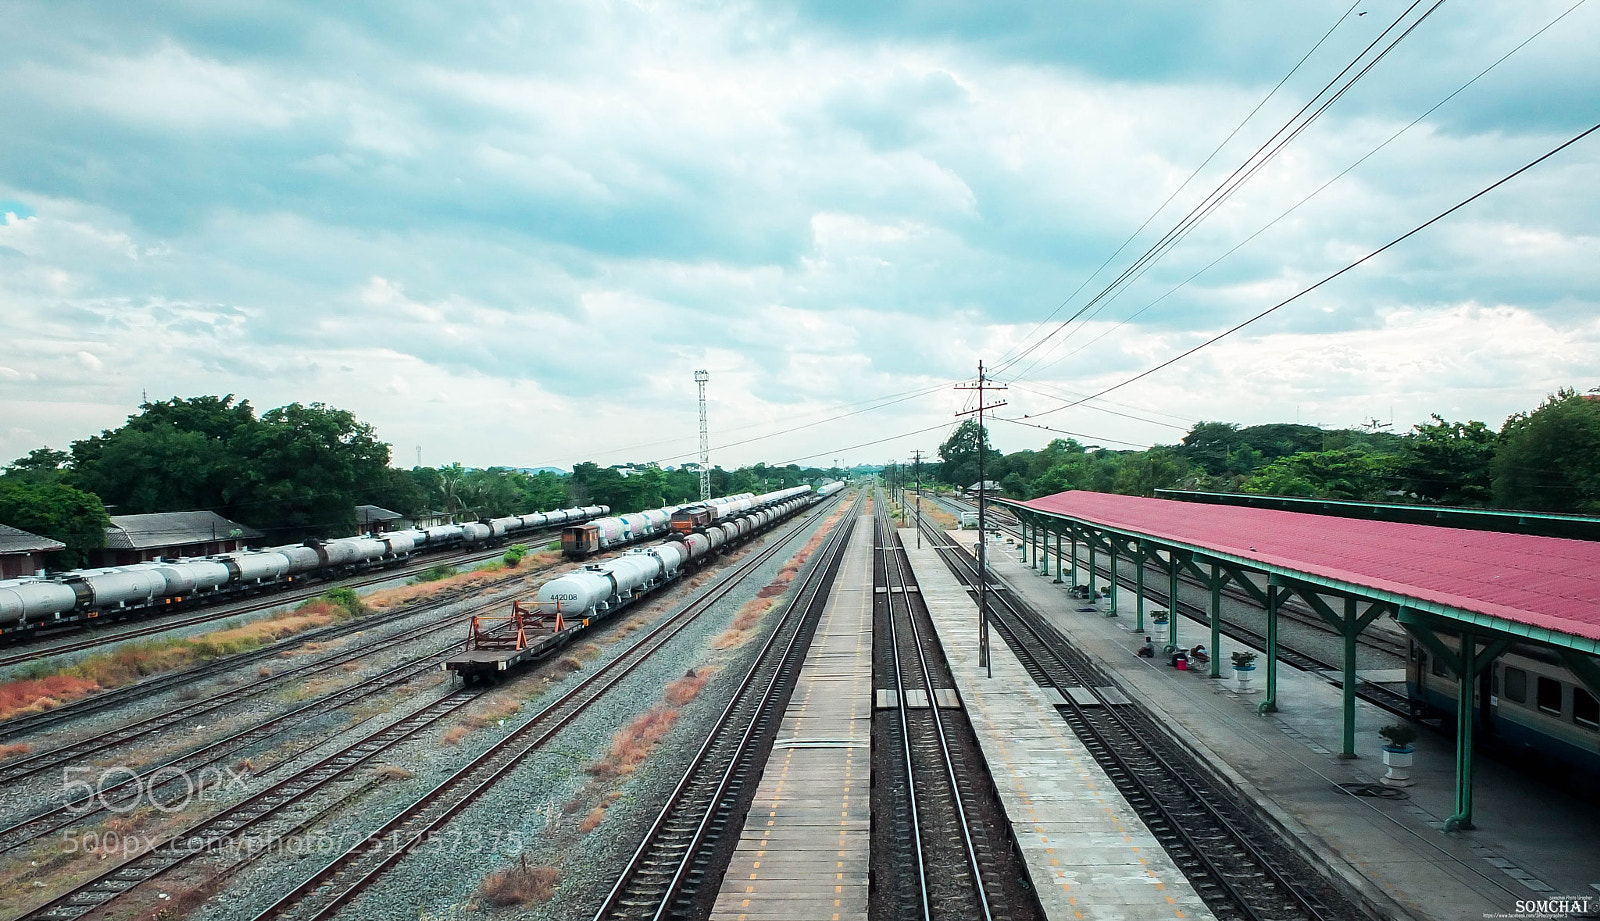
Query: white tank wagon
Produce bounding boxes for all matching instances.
[815,481,845,499]
[0,501,612,637]
[444,489,821,682]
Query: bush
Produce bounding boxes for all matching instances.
[503,544,528,567]
[1230,650,1257,669]
[1379,723,1418,750]
[320,587,364,618]
[413,564,458,584]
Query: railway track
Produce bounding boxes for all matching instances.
[0,536,550,661]
[873,499,1039,921]
[17,496,847,921]
[590,492,863,921]
[253,494,852,921]
[935,496,1412,716]
[916,518,1375,921]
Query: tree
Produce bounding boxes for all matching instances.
[3,448,70,484]
[224,402,392,538]
[1395,415,1496,505]
[1492,389,1600,513]
[1242,447,1395,501]
[938,419,992,488]
[1112,448,1192,497]
[1177,422,1244,476]
[0,481,111,568]
[70,395,257,515]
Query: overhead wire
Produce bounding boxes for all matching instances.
[1019,0,1591,381]
[998,0,1443,381]
[1020,120,1600,419]
[991,0,1364,371]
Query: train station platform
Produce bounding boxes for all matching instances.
[971,530,1600,921]
[710,510,874,921]
[900,530,1217,921]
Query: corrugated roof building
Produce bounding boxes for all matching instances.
[93,511,264,566]
[0,524,66,578]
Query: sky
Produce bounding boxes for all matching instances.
[2,0,1597,471]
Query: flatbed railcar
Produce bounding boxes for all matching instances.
[445,484,841,682]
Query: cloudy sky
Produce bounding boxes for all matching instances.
[2,1,1596,471]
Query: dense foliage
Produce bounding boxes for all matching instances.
[913,388,1600,515]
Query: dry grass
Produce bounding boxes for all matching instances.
[375,764,414,781]
[442,726,469,746]
[664,670,709,706]
[479,861,559,907]
[587,706,680,780]
[578,805,607,833]
[464,696,522,729]
[0,594,370,722]
[0,742,32,762]
[912,496,959,530]
[713,598,776,649]
[128,875,223,921]
[556,655,583,674]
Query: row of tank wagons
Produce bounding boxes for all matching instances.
[1409,635,1600,783]
[560,492,760,559]
[668,486,817,534]
[531,490,825,621]
[0,504,610,631]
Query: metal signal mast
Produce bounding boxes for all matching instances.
[695,370,711,500]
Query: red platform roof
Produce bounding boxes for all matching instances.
[1011,491,1600,645]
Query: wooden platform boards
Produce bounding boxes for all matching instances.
[710,507,875,921]
[901,530,1217,921]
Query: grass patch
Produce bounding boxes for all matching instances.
[0,590,365,722]
[479,860,558,907]
[442,726,469,745]
[0,741,32,762]
[375,764,414,781]
[412,564,459,584]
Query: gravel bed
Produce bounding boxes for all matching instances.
[191,501,848,921]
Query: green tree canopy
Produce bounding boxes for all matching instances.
[1242,447,1395,501]
[0,481,110,568]
[1395,415,1496,505]
[938,419,993,488]
[1492,389,1600,513]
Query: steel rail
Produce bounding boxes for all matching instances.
[592,491,862,921]
[918,518,1344,921]
[17,501,840,921]
[255,495,850,921]
[878,501,993,921]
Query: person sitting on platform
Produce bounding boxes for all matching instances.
[1136,637,1155,658]
[1188,643,1210,666]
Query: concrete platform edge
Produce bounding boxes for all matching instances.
[990,558,1424,921]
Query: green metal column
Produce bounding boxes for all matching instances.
[1069,527,1079,588]
[1108,539,1119,617]
[1447,633,1479,831]
[1259,580,1279,714]
[1087,535,1098,598]
[1054,531,1063,583]
[1341,597,1358,759]
[1019,518,1028,564]
[1134,540,1146,632]
[1166,551,1179,652]
[1209,562,1222,678]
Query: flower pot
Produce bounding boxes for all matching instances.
[1234,665,1256,693]
[1381,747,1415,787]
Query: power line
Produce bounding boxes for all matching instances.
[1010,0,1592,383]
[1023,120,1600,418]
[992,0,1364,371]
[999,0,1444,380]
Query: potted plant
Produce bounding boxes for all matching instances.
[1150,608,1169,625]
[1231,650,1257,692]
[1378,723,1418,787]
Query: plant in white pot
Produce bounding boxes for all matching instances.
[1231,650,1257,693]
[1379,723,1418,787]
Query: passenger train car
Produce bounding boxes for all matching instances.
[1409,628,1600,798]
[0,504,609,637]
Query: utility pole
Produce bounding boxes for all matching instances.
[694,370,710,501]
[910,449,924,549]
[955,361,1006,678]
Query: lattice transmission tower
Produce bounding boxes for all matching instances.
[695,370,710,500]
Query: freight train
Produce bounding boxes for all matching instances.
[446,482,844,681]
[1408,629,1600,798]
[0,504,609,636]
[669,486,814,534]
[560,492,758,559]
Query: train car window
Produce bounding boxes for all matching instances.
[1536,676,1563,715]
[1575,688,1599,730]
[1503,667,1527,704]
[1431,654,1447,678]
